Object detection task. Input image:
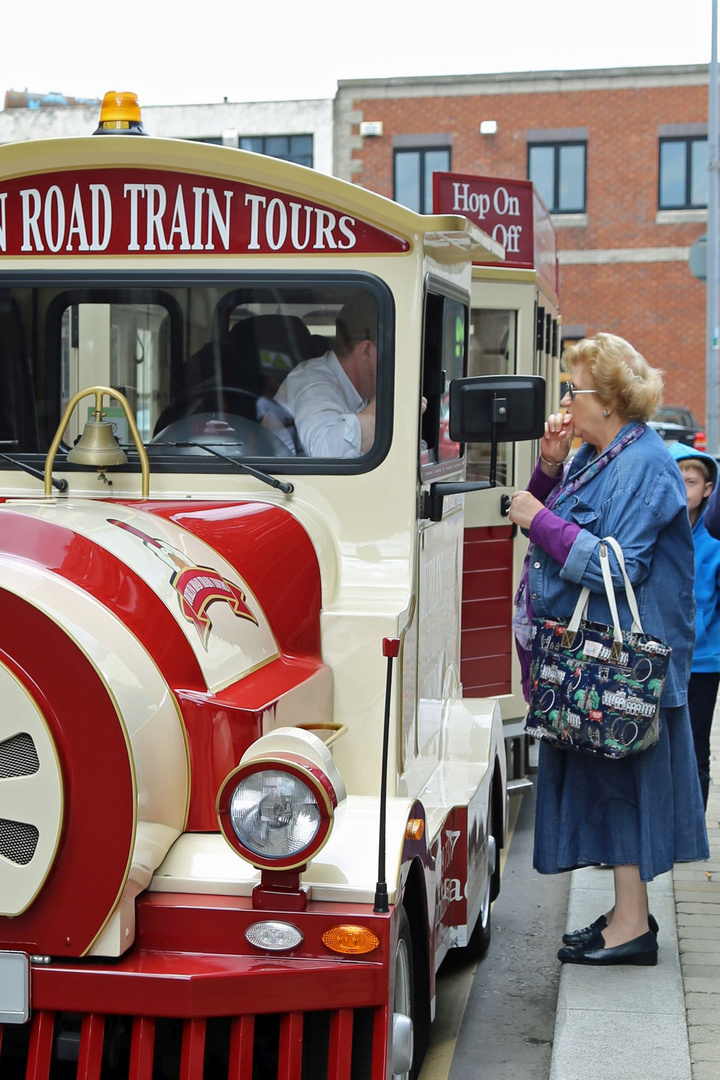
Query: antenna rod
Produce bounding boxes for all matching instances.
[374,637,400,913]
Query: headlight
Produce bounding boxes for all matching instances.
[217,729,346,871]
[229,769,321,859]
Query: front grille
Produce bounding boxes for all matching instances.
[0,1007,384,1079]
[0,818,39,865]
[0,732,40,779]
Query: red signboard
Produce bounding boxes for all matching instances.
[0,167,410,257]
[433,172,558,296]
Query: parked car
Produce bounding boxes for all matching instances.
[648,405,706,450]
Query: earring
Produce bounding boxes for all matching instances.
[602,409,609,417]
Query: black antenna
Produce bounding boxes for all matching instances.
[374,637,400,913]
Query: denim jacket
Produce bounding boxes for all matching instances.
[527,423,695,706]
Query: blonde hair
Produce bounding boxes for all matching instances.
[562,333,663,422]
[678,457,713,484]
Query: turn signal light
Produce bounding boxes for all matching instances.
[322,925,380,956]
[406,818,425,840]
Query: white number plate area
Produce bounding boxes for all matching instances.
[0,952,30,1023]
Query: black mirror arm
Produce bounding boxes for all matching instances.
[422,480,492,522]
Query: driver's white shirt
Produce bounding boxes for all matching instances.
[273,350,366,457]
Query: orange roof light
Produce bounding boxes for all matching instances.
[93,91,147,136]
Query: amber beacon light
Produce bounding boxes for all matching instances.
[93,91,147,135]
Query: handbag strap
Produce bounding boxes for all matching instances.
[601,536,643,633]
[565,537,644,652]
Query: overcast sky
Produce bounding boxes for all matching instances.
[3,0,714,108]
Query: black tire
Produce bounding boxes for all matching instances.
[393,908,415,1080]
[462,794,497,959]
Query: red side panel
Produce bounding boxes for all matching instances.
[0,590,135,957]
[132,501,323,657]
[461,526,514,697]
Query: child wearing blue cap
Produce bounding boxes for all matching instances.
[670,440,720,807]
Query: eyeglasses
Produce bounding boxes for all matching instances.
[565,382,598,400]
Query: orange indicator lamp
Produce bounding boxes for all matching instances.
[321,925,381,956]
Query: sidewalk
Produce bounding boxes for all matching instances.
[677,717,720,1080]
[549,716,720,1080]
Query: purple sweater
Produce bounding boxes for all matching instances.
[515,460,581,701]
[527,460,581,563]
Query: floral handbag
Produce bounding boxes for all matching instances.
[525,537,671,759]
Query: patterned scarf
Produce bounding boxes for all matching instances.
[512,423,646,652]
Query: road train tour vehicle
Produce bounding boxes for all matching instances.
[0,94,545,1079]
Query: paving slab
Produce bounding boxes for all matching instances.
[548,868,691,1080]
[549,719,720,1080]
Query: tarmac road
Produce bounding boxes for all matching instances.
[420,783,570,1080]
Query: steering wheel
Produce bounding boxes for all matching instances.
[150,412,293,458]
[183,385,261,417]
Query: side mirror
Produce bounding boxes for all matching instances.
[421,375,546,522]
[449,374,546,445]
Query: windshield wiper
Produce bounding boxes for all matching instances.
[0,452,68,492]
[160,441,294,494]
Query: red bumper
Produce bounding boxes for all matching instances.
[0,892,394,1080]
[32,949,388,1018]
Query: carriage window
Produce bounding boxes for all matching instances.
[61,301,172,444]
[421,293,466,468]
[4,279,388,469]
[466,308,517,483]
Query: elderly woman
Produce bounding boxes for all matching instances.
[509,333,708,966]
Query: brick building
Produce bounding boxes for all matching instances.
[334,66,710,420]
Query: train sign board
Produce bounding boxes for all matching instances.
[433,171,559,297]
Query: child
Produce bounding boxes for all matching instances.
[670,441,720,807]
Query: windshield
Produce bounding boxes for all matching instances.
[0,275,390,470]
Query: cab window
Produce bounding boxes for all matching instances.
[421,291,467,469]
[0,276,392,472]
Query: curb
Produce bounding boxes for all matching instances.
[549,866,692,1080]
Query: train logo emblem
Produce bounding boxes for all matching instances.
[108,518,258,646]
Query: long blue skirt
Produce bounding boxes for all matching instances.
[533,704,709,882]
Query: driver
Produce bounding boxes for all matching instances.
[269,294,377,457]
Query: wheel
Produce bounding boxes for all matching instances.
[392,909,415,1080]
[462,795,497,959]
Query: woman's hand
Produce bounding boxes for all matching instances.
[541,412,574,467]
[509,489,545,530]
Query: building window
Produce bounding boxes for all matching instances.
[394,148,451,213]
[528,142,586,213]
[659,137,707,209]
[239,135,314,168]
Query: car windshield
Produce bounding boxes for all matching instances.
[0,276,388,469]
[653,407,696,427]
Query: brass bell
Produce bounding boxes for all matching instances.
[67,414,127,466]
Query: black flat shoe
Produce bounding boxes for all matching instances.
[558,929,658,966]
[562,912,658,946]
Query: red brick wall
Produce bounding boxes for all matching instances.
[342,73,708,421]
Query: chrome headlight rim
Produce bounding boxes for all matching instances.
[216,753,337,870]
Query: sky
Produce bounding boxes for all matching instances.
[2,0,714,108]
